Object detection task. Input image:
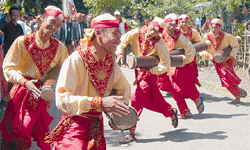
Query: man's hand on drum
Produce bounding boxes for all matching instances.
[115,55,123,64]
[102,96,130,117]
[25,79,41,99]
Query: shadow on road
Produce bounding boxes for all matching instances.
[135,128,227,143]
[200,93,250,107]
[104,129,142,147]
[191,113,248,120]
[200,93,232,103]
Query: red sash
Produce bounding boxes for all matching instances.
[24,32,59,76]
[78,45,114,97]
[207,31,225,51]
[138,25,161,56]
[162,29,181,51]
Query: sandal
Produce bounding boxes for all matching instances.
[197,97,204,114]
[171,108,178,128]
[119,133,135,144]
[239,88,247,98]
[179,114,192,119]
[230,98,240,104]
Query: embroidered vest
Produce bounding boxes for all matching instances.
[78,45,114,97]
[24,32,59,76]
[162,29,181,51]
[207,31,225,51]
[179,25,192,41]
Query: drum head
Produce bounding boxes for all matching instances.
[110,107,138,130]
[213,53,224,63]
[126,55,136,69]
[41,88,55,102]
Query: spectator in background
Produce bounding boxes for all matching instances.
[163,11,168,18]
[136,7,144,25]
[2,6,23,56]
[193,10,201,31]
[30,15,42,33]
[60,15,74,54]
[18,14,32,35]
[201,12,212,34]
[114,10,129,35]
[242,4,250,31]
[201,12,206,28]
[234,5,243,23]
[0,7,6,30]
[79,13,87,38]
[86,14,93,28]
[125,8,133,20]
[232,19,240,34]
[72,13,81,49]
[130,14,141,29]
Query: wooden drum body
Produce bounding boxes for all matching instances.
[126,54,159,69]
[194,40,211,53]
[213,45,232,63]
[40,66,60,102]
[126,54,185,68]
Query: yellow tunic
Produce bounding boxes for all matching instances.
[56,50,131,115]
[3,32,69,85]
[165,33,196,65]
[180,28,201,44]
[199,31,239,60]
[116,28,171,75]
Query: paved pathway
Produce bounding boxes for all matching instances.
[1,67,249,150]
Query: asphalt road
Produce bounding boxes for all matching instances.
[16,67,250,149]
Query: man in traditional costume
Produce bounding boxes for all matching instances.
[0,6,68,150]
[173,14,203,118]
[45,13,131,150]
[116,17,178,144]
[158,13,204,119]
[199,18,245,104]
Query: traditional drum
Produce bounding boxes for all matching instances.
[194,40,211,53]
[126,53,185,68]
[169,49,185,55]
[126,53,159,69]
[170,55,185,67]
[213,45,232,63]
[106,104,139,131]
[40,65,60,102]
[169,40,211,55]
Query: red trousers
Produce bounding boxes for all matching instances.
[158,59,201,115]
[0,84,53,150]
[130,70,173,132]
[213,58,241,98]
[52,114,106,150]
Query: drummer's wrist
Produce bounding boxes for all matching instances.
[90,97,103,111]
[19,78,28,87]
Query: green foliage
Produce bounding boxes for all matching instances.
[83,0,130,16]
[234,22,245,36]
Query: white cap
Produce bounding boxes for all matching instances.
[114,10,121,15]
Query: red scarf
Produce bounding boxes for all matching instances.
[162,29,181,51]
[138,25,161,56]
[24,32,59,76]
[207,31,225,51]
[78,45,114,97]
[179,25,192,41]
